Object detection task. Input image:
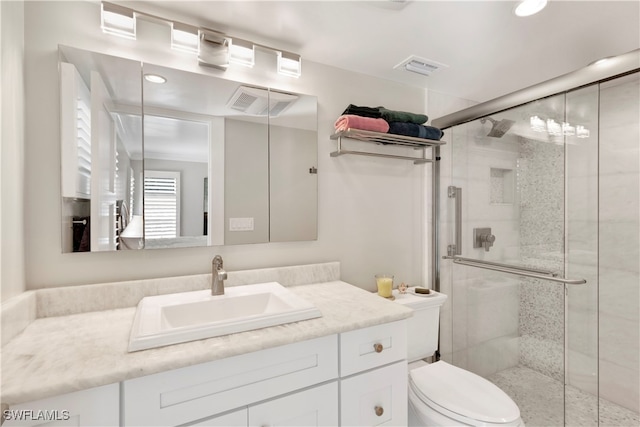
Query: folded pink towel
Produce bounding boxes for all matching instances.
[334,114,390,133]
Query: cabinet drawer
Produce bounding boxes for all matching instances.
[340,361,408,427]
[123,334,338,426]
[249,382,338,426]
[339,320,407,377]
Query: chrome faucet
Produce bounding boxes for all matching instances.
[211,255,227,296]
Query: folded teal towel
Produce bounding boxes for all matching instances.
[379,108,428,125]
[388,122,443,140]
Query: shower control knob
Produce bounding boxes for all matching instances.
[482,234,496,252]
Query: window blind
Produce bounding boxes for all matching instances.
[144,171,180,239]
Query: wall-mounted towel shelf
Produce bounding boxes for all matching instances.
[330,128,445,164]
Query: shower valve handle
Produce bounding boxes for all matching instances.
[482,234,496,251]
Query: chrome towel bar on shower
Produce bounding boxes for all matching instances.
[442,255,587,285]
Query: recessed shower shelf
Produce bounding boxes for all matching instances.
[330,128,445,164]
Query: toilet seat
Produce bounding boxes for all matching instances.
[409,361,521,425]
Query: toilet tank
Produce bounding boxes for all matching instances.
[392,288,448,362]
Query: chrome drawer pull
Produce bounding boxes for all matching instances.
[375,406,384,417]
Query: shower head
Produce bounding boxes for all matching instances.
[480,116,515,138]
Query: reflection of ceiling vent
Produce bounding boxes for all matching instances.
[393,55,449,76]
[226,86,298,117]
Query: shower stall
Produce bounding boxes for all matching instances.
[433,51,639,426]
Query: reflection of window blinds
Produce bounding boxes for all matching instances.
[144,171,180,239]
[76,98,92,195]
[129,167,135,217]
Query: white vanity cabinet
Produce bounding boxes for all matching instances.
[122,320,408,426]
[4,320,408,427]
[3,384,118,427]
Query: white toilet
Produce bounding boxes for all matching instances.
[392,288,525,426]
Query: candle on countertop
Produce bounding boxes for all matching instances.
[375,274,394,298]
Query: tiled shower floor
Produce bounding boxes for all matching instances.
[487,366,640,427]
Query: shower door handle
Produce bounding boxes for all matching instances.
[448,186,462,256]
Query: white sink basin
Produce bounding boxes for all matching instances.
[128,282,322,352]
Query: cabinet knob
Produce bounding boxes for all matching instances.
[373,343,384,353]
[375,406,384,417]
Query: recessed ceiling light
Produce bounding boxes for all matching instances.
[513,0,548,17]
[144,74,167,84]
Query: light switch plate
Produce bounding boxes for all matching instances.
[229,217,254,231]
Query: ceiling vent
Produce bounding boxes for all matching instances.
[394,55,449,76]
[226,86,299,117]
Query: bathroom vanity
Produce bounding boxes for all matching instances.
[1,264,412,426]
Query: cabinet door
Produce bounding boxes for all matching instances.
[340,362,407,427]
[248,382,338,427]
[190,408,247,426]
[3,384,118,427]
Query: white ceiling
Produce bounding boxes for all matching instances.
[127,0,640,104]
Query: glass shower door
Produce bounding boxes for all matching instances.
[445,89,598,426]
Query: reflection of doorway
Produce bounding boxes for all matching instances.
[112,105,225,246]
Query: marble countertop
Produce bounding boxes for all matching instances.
[1,280,412,406]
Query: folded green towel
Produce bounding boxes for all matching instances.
[379,107,428,125]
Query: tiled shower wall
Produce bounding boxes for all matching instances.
[517,137,565,382]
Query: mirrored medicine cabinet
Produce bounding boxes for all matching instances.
[59,45,318,253]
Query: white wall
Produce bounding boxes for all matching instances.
[20,1,429,291]
[1,0,25,302]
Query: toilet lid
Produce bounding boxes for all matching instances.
[410,361,520,424]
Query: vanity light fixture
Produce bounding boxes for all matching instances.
[171,23,199,54]
[277,51,302,78]
[576,125,590,139]
[513,0,548,17]
[198,30,230,70]
[562,122,575,137]
[530,115,589,138]
[229,38,255,68]
[99,2,302,77]
[144,74,167,84]
[530,115,546,132]
[546,119,562,136]
[101,2,136,39]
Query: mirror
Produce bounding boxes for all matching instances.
[59,46,317,253]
